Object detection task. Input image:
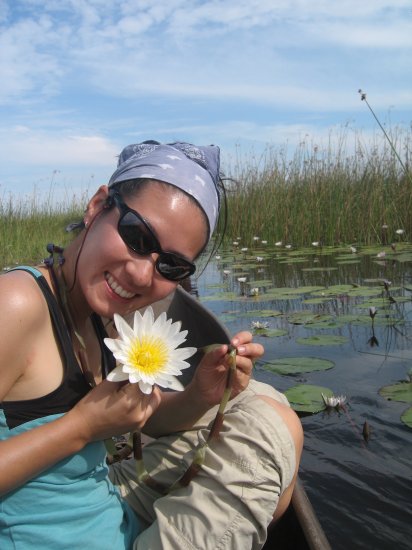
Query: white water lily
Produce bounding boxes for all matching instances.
[275,241,282,246]
[237,276,247,283]
[251,320,269,329]
[249,287,259,296]
[104,307,196,394]
[261,240,268,245]
[322,393,347,410]
[256,256,264,262]
[396,228,405,235]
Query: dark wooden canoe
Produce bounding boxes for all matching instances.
[157,286,331,550]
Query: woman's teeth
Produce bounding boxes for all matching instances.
[106,274,135,299]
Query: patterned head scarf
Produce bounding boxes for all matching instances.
[108,141,221,236]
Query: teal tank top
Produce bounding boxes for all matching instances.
[0,412,141,549]
[0,266,141,548]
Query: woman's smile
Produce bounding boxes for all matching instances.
[105,272,136,300]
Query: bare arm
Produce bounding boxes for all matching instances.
[0,380,160,496]
[0,273,160,496]
[143,331,264,437]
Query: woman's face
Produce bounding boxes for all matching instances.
[74,182,208,318]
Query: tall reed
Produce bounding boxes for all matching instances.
[0,191,85,268]
[221,127,411,247]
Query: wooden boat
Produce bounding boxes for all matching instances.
[159,286,332,550]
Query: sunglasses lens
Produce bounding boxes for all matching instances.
[118,211,157,253]
[157,253,196,281]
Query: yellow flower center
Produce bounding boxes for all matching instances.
[128,336,169,374]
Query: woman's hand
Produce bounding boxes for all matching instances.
[67,380,162,444]
[188,331,264,408]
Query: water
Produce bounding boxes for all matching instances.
[196,244,412,549]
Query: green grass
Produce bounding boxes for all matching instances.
[220,127,412,247]
[0,192,84,268]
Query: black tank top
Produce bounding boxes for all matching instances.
[0,267,115,429]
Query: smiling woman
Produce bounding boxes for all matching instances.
[0,140,302,550]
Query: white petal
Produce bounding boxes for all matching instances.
[161,376,184,391]
[113,313,135,342]
[172,347,197,361]
[138,380,153,394]
[106,366,130,382]
[128,372,142,383]
[104,337,123,353]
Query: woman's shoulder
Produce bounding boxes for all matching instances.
[0,268,51,399]
[0,267,49,321]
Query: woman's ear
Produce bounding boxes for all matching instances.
[84,185,110,225]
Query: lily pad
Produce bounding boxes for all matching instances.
[246,279,273,287]
[285,384,333,413]
[310,285,354,297]
[379,381,412,403]
[347,288,383,297]
[296,335,348,346]
[263,357,334,375]
[242,309,283,318]
[287,312,333,325]
[401,406,412,429]
[336,259,361,265]
[301,266,338,272]
[302,297,332,305]
[254,328,289,338]
[304,319,347,330]
[201,292,239,302]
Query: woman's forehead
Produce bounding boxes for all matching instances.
[125,183,208,255]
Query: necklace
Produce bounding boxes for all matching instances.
[44,243,96,388]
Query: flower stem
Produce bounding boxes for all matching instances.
[168,345,237,492]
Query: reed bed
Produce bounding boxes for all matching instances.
[222,127,412,247]
[1,127,411,267]
[0,192,84,268]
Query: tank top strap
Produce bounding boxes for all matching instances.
[9,266,77,367]
[91,313,116,379]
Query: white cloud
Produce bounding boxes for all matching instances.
[0,127,119,166]
[0,0,410,199]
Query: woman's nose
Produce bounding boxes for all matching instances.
[127,255,156,287]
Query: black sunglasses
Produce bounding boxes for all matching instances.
[109,192,196,281]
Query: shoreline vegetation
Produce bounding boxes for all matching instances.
[1,128,411,268]
[222,126,411,247]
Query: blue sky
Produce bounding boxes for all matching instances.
[1,0,411,202]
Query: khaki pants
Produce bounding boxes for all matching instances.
[110,381,296,550]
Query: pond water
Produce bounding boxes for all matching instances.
[195,242,412,550]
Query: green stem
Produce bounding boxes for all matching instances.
[168,346,237,492]
[360,90,412,185]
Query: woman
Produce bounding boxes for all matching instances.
[0,141,302,549]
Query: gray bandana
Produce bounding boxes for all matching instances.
[108,141,221,235]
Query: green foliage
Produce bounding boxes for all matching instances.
[220,127,412,247]
[379,381,412,403]
[0,193,85,268]
[263,356,334,375]
[285,384,332,413]
[400,407,412,429]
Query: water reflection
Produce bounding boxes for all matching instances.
[197,244,412,550]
